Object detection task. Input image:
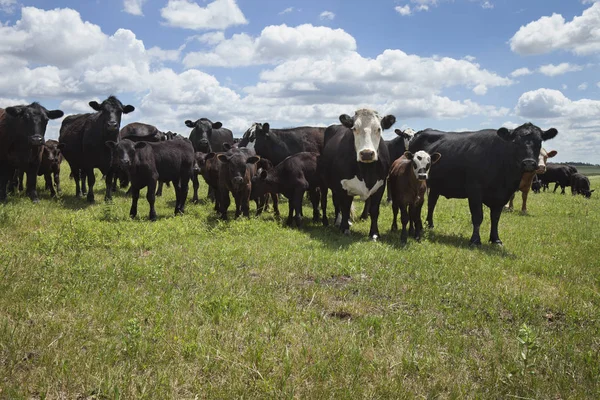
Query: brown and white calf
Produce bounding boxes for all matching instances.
[506,148,557,213]
[388,150,441,243]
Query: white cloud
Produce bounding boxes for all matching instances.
[501,121,520,129]
[279,7,294,15]
[516,88,600,120]
[395,5,412,16]
[0,0,16,13]
[510,2,600,55]
[196,31,226,45]
[416,5,429,11]
[578,82,588,90]
[147,44,186,62]
[464,55,476,62]
[123,0,146,16]
[161,0,248,31]
[319,11,335,20]
[481,1,493,9]
[510,67,533,77]
[538,62,583,77]
[562,84,568,90]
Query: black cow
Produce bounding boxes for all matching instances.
[58,96,134,202]
[120,122,165,142]
[250,158,280,217]
[217,148,260,220]
[409,123,558,245]
[185,118,233,153]
[38,139,63,197]
[0,103,63,202]
[531,175,542,193]
[319,109,396,240]
[538,164,577,194]
[106,138,194,220]
[251,152,321,227]
[570,173,594,198]
[239,123,325,166]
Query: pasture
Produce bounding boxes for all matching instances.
[1,169,599,399]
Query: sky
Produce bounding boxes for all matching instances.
[0,0,599,163]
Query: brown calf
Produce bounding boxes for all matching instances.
[506,148,557,213]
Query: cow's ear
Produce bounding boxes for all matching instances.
[185,120,195,128]
[403,151,414,160]
[5,106,22,117]
[431,152,442,164]
[57,143,66,151]
[217,154,229,163]
[339,114,354,128]
[47,110,64,119]
[546,150,558,158]
[89,101,102,111]
[394,129,404,137]
[105,141,117,150]
[223,143,232,151]
[123,105,135,114]
[260,169,268,180]
[246,156,261,165]
[212,121,223,129]
[134,142,148,150]
[206,152,216,160]
[542,128,558,141]
[497,127,514,142]
[381,115,396,130]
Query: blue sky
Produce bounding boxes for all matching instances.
[1,0,599,163]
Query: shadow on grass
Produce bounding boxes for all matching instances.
[425,230,517,258]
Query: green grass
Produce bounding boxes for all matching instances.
[1,167,599,399]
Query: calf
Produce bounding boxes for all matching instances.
[251,152,321,227]
[570,173,594,198]
[251,158,280,217]
[531,175,542,194]
[38,139,63,197]
[389,151,441,242]
[106,138,195,220]
[217,148,260,219]
[506,148,557,213]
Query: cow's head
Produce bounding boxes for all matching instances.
[404,150,441,181]
[394,128,416,150]
[250,158,274,201]
[185,118,222,152]
[89,96,134,135]
[105,139,136,168]
[5,103,63,146]
[42,141,62,167]
[496,123,558,173]
[239,123,265,148]
[217,150,260,190]
[340,109,396,163]
[583,189,595,198]
[535,148,558,174]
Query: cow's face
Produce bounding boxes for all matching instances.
[240,123,265,149]
[535,148,557,174]
[497,123,558,173]
[404,150,441,181]
[5,103,63,146]
[106,139,136,168]
[584,189,595,198]
[218,152,261,190]
[250,168,269,201]
[394,128,416,151]
[89,96,134,134]
[185,118,222,152]
[340,109,396,163]
[42,142,62,166]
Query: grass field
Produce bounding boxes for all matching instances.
[573,165,600,177]
[1,169,599,399]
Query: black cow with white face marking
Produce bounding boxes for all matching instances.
[185,118,233,153]
[0,102,64,202]
[409,123,558,245]
[319,109,396,240]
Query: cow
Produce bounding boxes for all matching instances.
[251,152,321,227]
[251,158,280,217]
[408,123,557,245]
[538,164,577,194]
[388,150,441,243]
[195,151,225,212]
[106,138,194,220]
[217,148,260,220]
[0,103,64,202]
[506,148,557,213]
[185,118,233,153]
[531,175,542,194]
[570,173,594,198]
[319,109,396,240]
[238,123,325,166]
[37,139,63,197]
[58,96,135,202]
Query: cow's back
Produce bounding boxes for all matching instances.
[209,128,234,152]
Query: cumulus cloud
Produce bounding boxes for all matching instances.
[538,63,584,76]
[161,0,248,31]
[481,1,493,9]
[395,5,412,16]
[123,0,146,16]
[516,88,600,120]
[319,11,335,20]
[578,82,588,90]
[279,7,295,15]
[0,0,17,13]
[510,2,600,55]
[510,67,533,77]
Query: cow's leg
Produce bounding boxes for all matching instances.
[180,176,189,215]
[553,183,559,193]
[489,206,503,245]
[147,181,157,221]
[0,166,10,201]
[44,172,56,197]
[367,186,385,240]
[400,204,409,243]
[220,190,230,220]
[426,189,440,229]
[467,192,483,246]
[208,186,215,202]
[85,169,96,203]
[293,189,305,227]
[360,198,370,220]
[561,185,566,195]
[54,169,61,195]
[7,170,16,194]
[104,168,114,201]
[241,192,250,218]
[391,201,399,232]
[505,192,515,211]
[271,192,280,217]
[18,170,24,192]
[81,170,88,196]
[130,186,140,219]
[309,188,320,222]
[521,190,529,213]
[320,186,329,227]
[411,202,424,241]
[339,194,353,235]
[255,195,265,216]
[191,174,199,203]
[25,165,40,203]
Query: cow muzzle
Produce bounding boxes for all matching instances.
[28,136,44,146]
[232,176,244,187]
[536,165,547,174]
[417,174,428,181]
[521,159,537,172]
[359,150,376,163]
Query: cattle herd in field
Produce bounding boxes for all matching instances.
[0,96,595,245]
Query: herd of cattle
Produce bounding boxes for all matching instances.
[0,96,595,245]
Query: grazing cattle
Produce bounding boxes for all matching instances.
[106,138,194,220]
[506,148,557,213]
[319,109,396,240]
[570,173,594,198]
[217,148,260,220]
[0,103,64,202]
[538,164,577,194]
[239,123,325,166]
[388,150,441,242]
[251,158,280,217]
[58,96,134,202]
[251,152,321,227]
[185,118,233,153]
[531,175,542,193]
[409,123,557,245]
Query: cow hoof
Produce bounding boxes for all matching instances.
[469,240,482,247]
[343,229,350,236]
[490,239,503,246]
[520,210,528,215]
[322,218,329,227]
[32,198,40,204]
[130,214,136,219]
[371,234,378,242]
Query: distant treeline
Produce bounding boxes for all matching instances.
[551,162,600,167]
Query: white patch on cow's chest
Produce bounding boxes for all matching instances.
[246,140,255,150]
[341,176,384,200]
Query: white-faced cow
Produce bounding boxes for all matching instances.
[506,148,557,213]
[409,123,558,245]
[319,109,396,240]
